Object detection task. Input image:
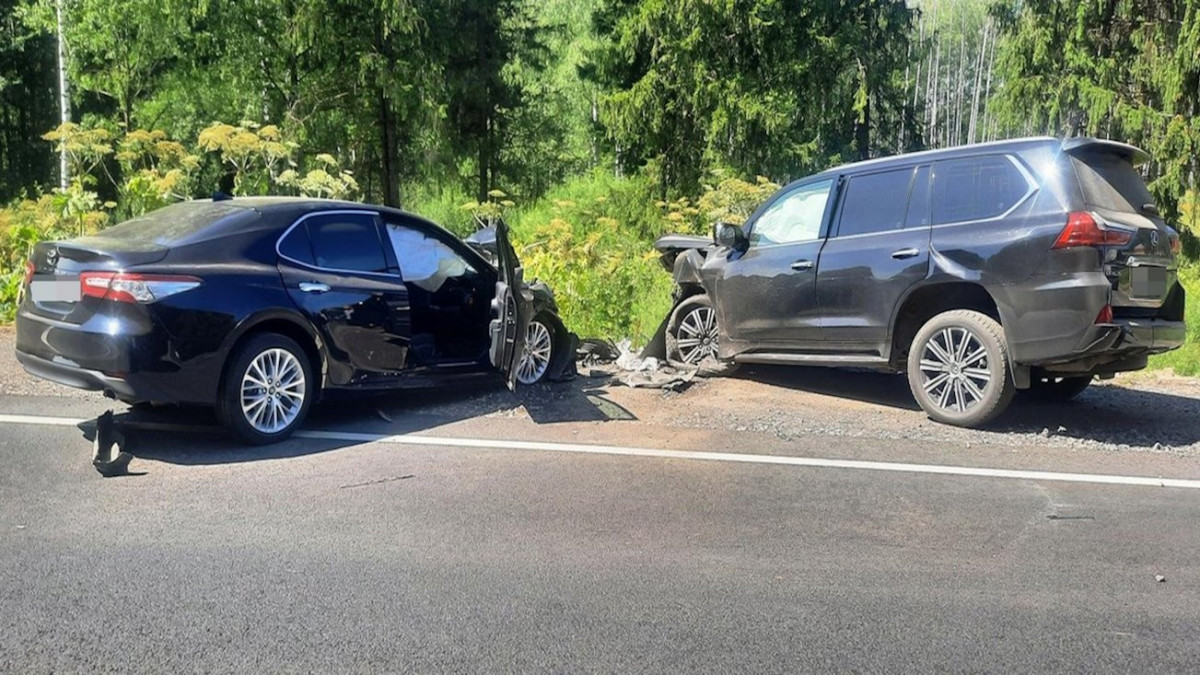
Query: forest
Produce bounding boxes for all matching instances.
[1,0,1199,368]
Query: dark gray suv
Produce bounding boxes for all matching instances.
[656,137,1186,427]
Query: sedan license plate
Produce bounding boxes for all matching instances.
[30,279,81,303]
[1130,265,1167,299]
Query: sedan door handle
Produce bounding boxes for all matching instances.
[891,247,920,260]
[298,282,331,294]
[790,260,815,271]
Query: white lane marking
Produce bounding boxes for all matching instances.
[2,412,1198,490]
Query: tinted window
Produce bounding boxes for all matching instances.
[931,156,1030,224]
[837,168,915,236]
[307,215,388,273]
[750,180,833,246]
[83,201,257,250]
[278,224,315,265]
[1071,151,1155,214]
[904,165,931,228]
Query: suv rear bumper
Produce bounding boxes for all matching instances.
[996,272,1185,374]
[1009,316,1184,375]
[1033,318,1186,374]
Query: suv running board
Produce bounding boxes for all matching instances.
[733,353,892,369]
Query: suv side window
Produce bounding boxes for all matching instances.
[931,156,1030,225]
[306,213,389,273]
[750,179,833,246]
[835,168,916,237]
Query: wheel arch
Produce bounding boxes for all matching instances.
[531,309,576,382]
[219,311,326,398]
[889,282,1002,369]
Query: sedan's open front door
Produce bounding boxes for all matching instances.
[489,221,534,389]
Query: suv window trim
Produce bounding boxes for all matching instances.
[928,153,1038,228]
[276,209,398,278]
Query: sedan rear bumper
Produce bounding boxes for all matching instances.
[15,349,138,399]
[15,308,224,404]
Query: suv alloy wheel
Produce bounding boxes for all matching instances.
[907,310,1015,427]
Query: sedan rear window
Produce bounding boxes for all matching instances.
[89,200,254,249]
[1070,151,1155,215]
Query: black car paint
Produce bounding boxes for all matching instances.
[16,198,573,407]
[657,137,1185,380]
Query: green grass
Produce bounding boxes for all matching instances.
[1148,264,1200,375]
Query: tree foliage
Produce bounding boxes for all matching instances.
[587,0,920,194]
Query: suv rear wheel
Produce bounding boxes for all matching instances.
[217,333,315,445]
[907,310,1015,427]
[1021,374,1092,402]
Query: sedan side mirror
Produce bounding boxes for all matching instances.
[714,222,748,251]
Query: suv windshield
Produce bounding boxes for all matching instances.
[1070,150,1155,215]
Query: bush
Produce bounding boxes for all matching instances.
[0,193,97,321]
[1149,264,1200,375]
[448,171,675,345]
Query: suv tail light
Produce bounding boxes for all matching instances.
[1095,305,1113,324]
[23,260,34,286]
[80,272,202,304]
[1052,211,1133,249]
[1169,231,1181,255]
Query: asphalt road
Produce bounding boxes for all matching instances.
[4,344,1200,671]
[2,393,1200,673]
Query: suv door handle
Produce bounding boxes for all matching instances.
[298,282,331,294]
[891,247,920,260]
[790,260,815,271]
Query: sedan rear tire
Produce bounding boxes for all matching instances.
[217,333,315,445]
[907,310,1015,428]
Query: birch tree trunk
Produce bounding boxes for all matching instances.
[55,0,71,189]
[982,22,997,142]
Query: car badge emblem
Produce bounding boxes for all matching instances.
[1150,231,1160,248]
[46,247,58,265]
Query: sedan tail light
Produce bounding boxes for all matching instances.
[80,272,202,304]
[1052,211,1133,249]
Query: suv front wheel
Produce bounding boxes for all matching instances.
[665,294,739,377]
[906,310,1015,428]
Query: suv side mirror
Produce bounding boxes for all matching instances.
[714,222,748,251]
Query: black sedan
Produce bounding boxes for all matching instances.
[15,198,574,443]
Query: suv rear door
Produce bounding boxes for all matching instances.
[1066,143,1177,312]
[815,165,932,349]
